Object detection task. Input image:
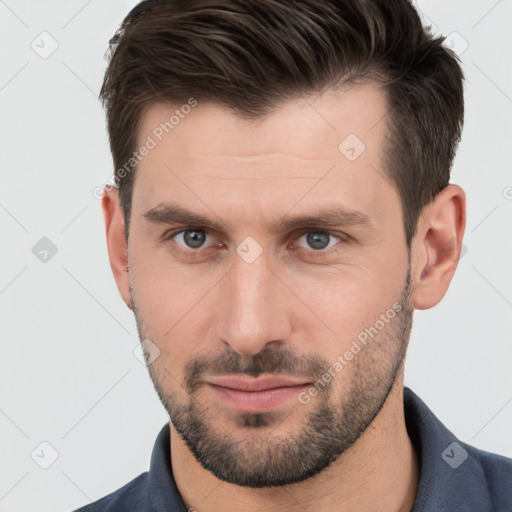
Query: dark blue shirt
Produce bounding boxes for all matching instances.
[72,388,512,511]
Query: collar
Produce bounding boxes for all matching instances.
[404,388,495,511]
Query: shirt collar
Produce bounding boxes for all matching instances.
[404,388,494,511]
[148,425,187,511]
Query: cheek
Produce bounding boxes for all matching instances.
[129,235,195,320]
[290,262,406,355]
[131,267,173,331]
[129,248,222,364]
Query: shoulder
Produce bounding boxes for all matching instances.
[403,388,512,510]
[463,442,512,507]
[71,471,150,512]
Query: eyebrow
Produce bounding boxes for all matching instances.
[143,202,372,234]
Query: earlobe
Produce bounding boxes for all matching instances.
[102,187,132,309]
[411,184,466,310]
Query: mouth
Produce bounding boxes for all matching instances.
[204,375,311,413]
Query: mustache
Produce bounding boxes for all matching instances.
[183,346,328,393]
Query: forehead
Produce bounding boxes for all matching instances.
[131,83,397,226]
[138,82,388,164]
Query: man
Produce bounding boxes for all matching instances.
[75,0,512,510]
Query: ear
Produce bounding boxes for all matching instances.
[410,184,466,310]
[102,187,132,310]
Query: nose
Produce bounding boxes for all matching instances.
[215,249,292,355]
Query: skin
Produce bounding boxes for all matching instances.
[102,83,466,511]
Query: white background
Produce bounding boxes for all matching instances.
[0,1,511,511]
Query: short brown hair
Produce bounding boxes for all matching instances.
[99,0,464,245]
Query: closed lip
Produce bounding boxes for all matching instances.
[206,375,311,392]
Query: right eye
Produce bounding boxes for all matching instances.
[162,227,224,257]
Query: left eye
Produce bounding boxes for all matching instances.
[172,229,213,249]
[295,231,343,251]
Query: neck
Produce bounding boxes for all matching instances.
[170,375,419,512]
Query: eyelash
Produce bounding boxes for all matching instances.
[161,227,348,260]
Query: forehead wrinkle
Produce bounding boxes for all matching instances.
[184,152,333,163]
[184,174,321,181]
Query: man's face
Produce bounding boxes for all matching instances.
[127,83,414,487]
